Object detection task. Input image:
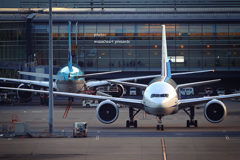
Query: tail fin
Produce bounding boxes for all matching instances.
[68,21,73,72]
[161,25,171,82]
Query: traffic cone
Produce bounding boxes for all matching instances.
[70,107,72,110]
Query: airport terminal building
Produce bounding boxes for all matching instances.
[0,0,240,84]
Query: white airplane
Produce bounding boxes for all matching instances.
[1,25,237,131]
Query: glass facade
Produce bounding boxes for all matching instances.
[0,22,27,62]
[0,22,27,78]
[30,22,240,72]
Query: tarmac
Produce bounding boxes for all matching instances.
[0,96,240,160]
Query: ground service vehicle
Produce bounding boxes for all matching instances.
[216,88,225,95]
[73,122,88,137]
[129,87,136,95]
[205,87,213,96]
[180,87,194,96]
[82,99,98,108]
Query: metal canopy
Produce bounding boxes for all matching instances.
[1,0,240,9]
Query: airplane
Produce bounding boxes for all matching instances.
[2,25,238,131]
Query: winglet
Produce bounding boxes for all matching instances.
[161,25,171,82]
[68,21,73,72]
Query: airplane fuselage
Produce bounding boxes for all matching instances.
[143,78,178,117]
[55,79,85,93]
[55,65,85,93]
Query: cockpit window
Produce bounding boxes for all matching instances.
[150,94,169,98]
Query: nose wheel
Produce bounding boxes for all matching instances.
[156,116,164,131]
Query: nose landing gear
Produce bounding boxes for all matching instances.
[156,116,164,131]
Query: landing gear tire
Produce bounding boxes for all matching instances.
[194,120,198,127]
[161,125,164,131]
[187,120,190,128]
[134,120,137,128]
[126,120,130,128]
[157,125,160,130]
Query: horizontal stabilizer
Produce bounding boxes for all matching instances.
[112,70,213,82]
[19,71,64,80]
[176,79,221,90]
[172,70,214,76]
[108,80,148,89]
[75,70,122,78]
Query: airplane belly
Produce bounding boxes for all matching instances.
[144,106,176,116]
[56,80,85,93]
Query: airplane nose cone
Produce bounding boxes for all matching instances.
[155,99,175,115]
[155,99,168,108]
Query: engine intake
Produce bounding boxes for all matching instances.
[96,100,119,124]
[204,99,227,123]
[17,83,34,101]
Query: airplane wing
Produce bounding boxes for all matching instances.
[19,71,64,80]
[0,77,51,88]
[178,93,240,109]
[0,87,144,109]
[111,70,214,82]
[75,70,122,78]
[175,79,221,90]
[107,80,148,89]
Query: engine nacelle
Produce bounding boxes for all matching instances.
[109,84,124,98]
[17,83,34,101]
[204,99,227,123]
[96,100,119,124]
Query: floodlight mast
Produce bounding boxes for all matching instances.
[49,0,54,134]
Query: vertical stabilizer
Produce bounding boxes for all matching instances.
[68,21,73,72]
[161,25,171,82]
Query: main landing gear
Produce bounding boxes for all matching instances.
[183,107,198,127]
[126,107,140,128]
[156,116,164,131]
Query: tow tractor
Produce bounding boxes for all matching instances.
[73,122,88,137]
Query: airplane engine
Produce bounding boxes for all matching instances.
[17,83,34,101]
[96,100,119,124]
[204,99,227,123]
[109,84,124,98]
